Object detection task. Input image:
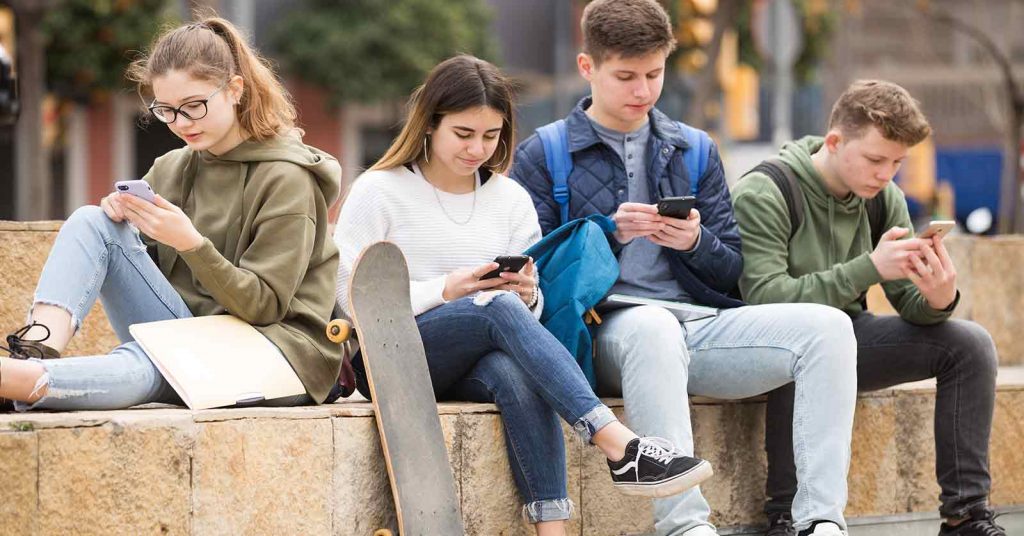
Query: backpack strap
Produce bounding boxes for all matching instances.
[865,194,887,247]
[678,122,711,196]
[537,120,573,225]
[745,158,805,241]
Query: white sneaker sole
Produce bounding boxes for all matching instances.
[613,460,714,498]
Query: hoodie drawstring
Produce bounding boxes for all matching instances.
[827,196,836,266]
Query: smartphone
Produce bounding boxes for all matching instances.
[918,220,956,239]
[114,180,156,203]
[480,255,530,280]
[657,196,696,219]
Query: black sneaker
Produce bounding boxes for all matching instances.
[939,506,1007,536]
[1,322,61,411]
[6,323,61,360]
[607,437,713,497]
[766,512,796,536]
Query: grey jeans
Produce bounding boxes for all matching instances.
[765,312,998,519]
[593,302,858,535]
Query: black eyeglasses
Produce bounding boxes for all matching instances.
[148,82,227,124]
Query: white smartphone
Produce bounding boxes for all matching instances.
[114,179,156,203]
[918,220,956,240]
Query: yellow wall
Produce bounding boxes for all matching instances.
[0,8,13,64]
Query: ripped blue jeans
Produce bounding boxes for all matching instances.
[415,294,616,523]
[16,205,310,411]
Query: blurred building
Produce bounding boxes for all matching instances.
[821,0,1024,228]
[7,0,1023,227]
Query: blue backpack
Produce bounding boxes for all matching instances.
[524,215,618,389]
[535,119,713,225]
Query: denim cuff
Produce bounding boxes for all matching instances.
[940,497,989,519]
[571,404,617,443]
[522,498,574,523]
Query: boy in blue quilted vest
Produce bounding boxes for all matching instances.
[511,1,857,535]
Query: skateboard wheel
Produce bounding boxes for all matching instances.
[326,319,352,343]
[372,530,393,536]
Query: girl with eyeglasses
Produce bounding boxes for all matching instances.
[333,55,708,535]
[0,15,342,411]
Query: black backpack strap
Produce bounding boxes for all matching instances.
[744,158,805,241]
[857,191,889,310]
[865,193,887,246]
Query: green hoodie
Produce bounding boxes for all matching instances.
[142,133,342,403]
[731,135,953,324]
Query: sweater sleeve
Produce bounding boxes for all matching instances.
[333,176,448,318]
[733,175,883,307]
[333,179,389,317]
[177,168,318,325]
[506,186,545,319]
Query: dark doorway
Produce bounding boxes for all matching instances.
[0,125,13,219]
[361,123,401,171]
[133,116,183,178]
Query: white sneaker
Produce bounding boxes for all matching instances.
[682,525,718,536]
[802,522,846,536]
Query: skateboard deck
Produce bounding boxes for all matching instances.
[348,241,464,535]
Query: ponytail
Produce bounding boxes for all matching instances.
[128,13,296,140]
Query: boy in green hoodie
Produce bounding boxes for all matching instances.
[732,80,1001,536]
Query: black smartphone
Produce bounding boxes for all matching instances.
[657,196,696,219]
[480,255,530,280]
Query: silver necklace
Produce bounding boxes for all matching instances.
[415,163,477,225]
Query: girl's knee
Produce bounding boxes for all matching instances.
[488,291,531,314]
[66,205,109,228]
[65,205,132,242]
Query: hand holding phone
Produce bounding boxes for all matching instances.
[480,255,530,280]
[115,179,156,203]
[443,260,506,301]
[657,196,696,219]
[918,220,955,240]
[612,202,663,244]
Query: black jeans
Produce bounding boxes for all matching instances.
[764,313,998,519]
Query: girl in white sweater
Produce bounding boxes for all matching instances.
[334,55,710,534]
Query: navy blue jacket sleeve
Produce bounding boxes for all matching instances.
[510,135,562,236]
[672,141,743,292]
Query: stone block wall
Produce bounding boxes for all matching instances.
[1,382,1022,535]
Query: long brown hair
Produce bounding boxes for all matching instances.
[372,55,516,174]
[127,13,296,140]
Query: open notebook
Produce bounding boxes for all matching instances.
[603,294,719,322]
[129,315,305,410]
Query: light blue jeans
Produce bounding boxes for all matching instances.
[593,303,857,534]
[16,205,309,411]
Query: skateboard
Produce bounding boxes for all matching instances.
[327,241,464,536]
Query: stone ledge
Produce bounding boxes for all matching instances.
[2,368,1021,536]
[0,221,62,232]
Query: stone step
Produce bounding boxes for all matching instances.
[1,368,1021,535]
[721,508,1024,536]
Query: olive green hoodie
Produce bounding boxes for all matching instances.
[142,133,342,403]
[731,135,953,324]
